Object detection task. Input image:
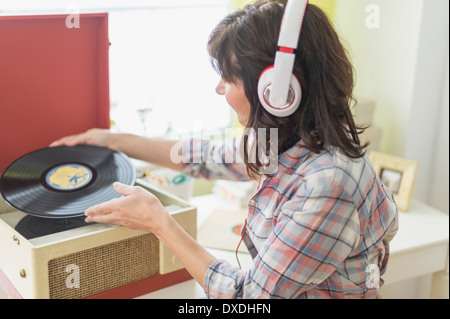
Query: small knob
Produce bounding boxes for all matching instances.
[12,235,20,246]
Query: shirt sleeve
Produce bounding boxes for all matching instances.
[203,183,361,299]
[378,185,400,278]
[179,138,250,181]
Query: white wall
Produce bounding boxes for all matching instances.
[334,0,449,207]
[334,0,424,154]
[403,0,449,204]
[428,56,449,215]
[429,55,449,300]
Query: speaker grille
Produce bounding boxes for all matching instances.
[48,233,159,299]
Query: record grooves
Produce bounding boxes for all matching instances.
[0,145,136,219]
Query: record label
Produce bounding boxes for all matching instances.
[45,163,94,191]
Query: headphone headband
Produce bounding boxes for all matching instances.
[278,0,308,49]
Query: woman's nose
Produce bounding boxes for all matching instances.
[215,78,226,95]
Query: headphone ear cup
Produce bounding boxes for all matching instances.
[258,67,302,117]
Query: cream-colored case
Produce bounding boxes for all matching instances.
[0,179,197,299]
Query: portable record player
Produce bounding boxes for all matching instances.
[0,178,196,299]
[0,13,197,298]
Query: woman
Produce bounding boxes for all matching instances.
[51,0,399,299]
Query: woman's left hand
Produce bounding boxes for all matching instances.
[84,182,167,235]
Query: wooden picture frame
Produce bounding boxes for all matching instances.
[369,151,419,212]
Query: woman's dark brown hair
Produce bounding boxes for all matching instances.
[208,0,367,178]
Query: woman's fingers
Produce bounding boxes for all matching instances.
[50,134,84,147]
[50,128,111,148]
[113,182,135,196]
[84,197,121,224]
[84,182,164,234]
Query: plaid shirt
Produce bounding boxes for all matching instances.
[180,138,399,299]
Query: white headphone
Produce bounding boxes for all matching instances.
[257,0,308,117]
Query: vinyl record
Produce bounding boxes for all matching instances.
[0,145,136,218]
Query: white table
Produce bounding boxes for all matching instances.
[381,200,449,298]
[138,196,449,299]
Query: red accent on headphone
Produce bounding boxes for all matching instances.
[279,46,295,54]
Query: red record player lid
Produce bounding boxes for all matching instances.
[0,13,110,174]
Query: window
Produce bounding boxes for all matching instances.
[0,0,232,138]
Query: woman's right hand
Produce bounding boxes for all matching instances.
[50,128,113,149]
